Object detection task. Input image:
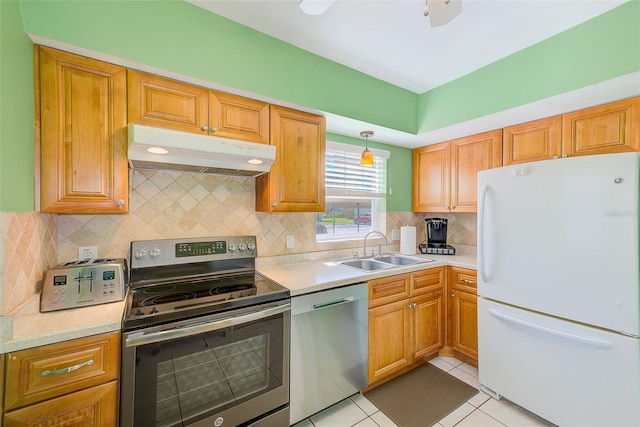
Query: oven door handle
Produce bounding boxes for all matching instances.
[125,302,291,347]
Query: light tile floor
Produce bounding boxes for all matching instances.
[292,356,556,427]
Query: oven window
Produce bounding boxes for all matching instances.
[132,313,286,426]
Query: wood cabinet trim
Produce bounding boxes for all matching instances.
[4,332,120,411]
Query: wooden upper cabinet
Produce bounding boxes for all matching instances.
[256,106,326,212]
[503,116,562,165]
[412,142,451,212]
[450,129,502,212]
[38,46,128,213]
[128,70,269,143]
[413,130,501,213]
[128,70,209,134]
[209,91,269,143]
[562,96,640,157]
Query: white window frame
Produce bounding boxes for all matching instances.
[317,141,390,242]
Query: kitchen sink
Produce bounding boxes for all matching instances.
[374,254,433,266]
[340,259,394,271]
[339,254,434,272]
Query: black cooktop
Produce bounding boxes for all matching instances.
[123,271,289,330]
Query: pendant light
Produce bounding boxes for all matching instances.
[360,130,374,166]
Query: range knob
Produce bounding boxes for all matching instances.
[134,249,147,260]
[228,244,237,253]
[247,242,256,252]
[238,243,247,252]
[149,248,161,259]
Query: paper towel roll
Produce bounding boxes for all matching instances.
[400,226,417,255]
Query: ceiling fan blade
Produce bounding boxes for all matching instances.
[299,0,336,15]
[427,0,462,27]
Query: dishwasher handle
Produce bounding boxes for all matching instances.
[313,296,354,310]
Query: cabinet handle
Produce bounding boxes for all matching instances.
[40,359,94,377]
[210,126,218,133]
[201,125,208,132]
[407,302,417,308]
[461,279,476,284]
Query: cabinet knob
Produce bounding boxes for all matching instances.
[562,153,568,158]
[201,125,208,132]
[116,199,125,207]
[450,293,455,298]
[272,203,278,208]
[210,126,218,133]
[553,155,559,159]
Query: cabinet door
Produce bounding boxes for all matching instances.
[368,300,411,384]
[412,291,444,359]
[209,91,269,143]
[38,46,128,213]
[503,116,562,165]
[450,130,502,212]
[256,106,325,212]
[412,142,450,212]
[128,70,209,134]
[562,96,640,157]
[450,289,478,361]
[3,380,118,427]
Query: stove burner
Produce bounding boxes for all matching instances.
[142,285,177,295]
[141,292,197,306]
[210,284,254,295]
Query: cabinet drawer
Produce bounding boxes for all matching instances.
[449,267,477,294]
[4,332,120,411]
[411,267,444,296]
[368,274,410,308]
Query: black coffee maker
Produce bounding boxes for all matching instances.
[420,218,456,255]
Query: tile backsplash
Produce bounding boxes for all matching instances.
[0,169,477,316]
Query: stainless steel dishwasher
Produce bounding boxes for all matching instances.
[290,282,369,425]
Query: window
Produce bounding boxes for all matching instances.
[317,141,389,241]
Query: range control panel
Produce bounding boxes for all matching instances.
[130,236,258,268]
[40,258,128,312]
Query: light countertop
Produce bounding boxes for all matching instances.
[258,252,477,297]
[2,251,476,353]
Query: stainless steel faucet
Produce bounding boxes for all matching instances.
[363,231,388,257]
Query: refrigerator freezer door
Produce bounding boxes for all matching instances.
[478,298,640,427]
[478,152,640,336]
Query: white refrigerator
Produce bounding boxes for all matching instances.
[477,152,640,427]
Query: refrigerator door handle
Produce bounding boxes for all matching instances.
[478,184,489,283]
[488,308,614,349]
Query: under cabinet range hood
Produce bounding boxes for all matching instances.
[127,124,276,177]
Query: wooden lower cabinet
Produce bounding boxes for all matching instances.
[3,381,118,427]
[446,267,478,367]
[367,268,445,385]
[3,331,120,426]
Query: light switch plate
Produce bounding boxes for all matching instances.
[79,246,98,260]
[391,229,400,241]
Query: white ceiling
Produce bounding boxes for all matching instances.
[184,0,632,147]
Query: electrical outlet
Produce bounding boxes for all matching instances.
[391,229,400,241]
[286,235,295,249]
[78,246,98,260]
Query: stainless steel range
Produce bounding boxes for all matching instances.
[120,236,290,427]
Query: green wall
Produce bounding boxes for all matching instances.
[0,0,35,212]
[418,1,640,132]
[20,0,418,134]
[2,0,638,213]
